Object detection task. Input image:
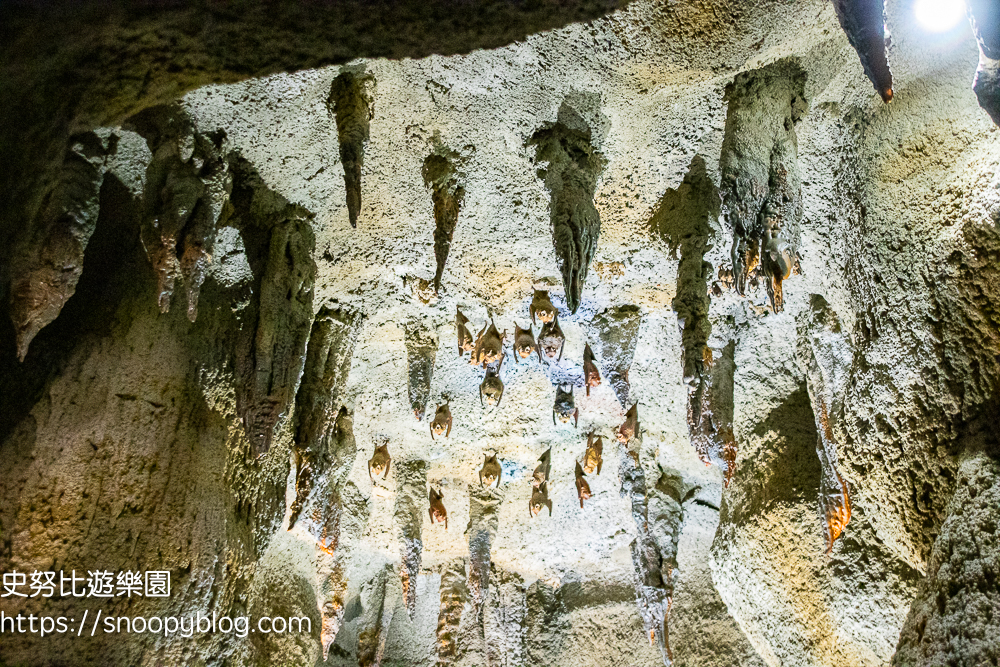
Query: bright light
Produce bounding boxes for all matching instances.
[914,0,966,32]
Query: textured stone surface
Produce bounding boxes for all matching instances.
[893,453,1000,666]
[1,0,999,665]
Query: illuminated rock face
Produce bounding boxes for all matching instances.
[1,1,1000,666]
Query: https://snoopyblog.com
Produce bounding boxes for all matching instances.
[1,569,310,638]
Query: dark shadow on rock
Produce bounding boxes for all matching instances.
[723,385,821,529]
[0,171,146,447]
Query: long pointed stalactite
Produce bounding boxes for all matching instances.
[687,342,739,486]
[436,558,469,666]
[529,98,606,314]
[405,321,438,421]
[654,155,740,483]
[291,403,357,545]
[329,69,375,228]
[235,210,317,458]
[646,473,692,666]
[357,563,398,667]
[394,460,429,619]
[134,108,232,320]
[524,578,567,665]
[591,305,643,408]
[423,146,466,294]
[467,484,501,621]
[618,439,674,664]
[304,409,362,658]
[484,568,528,667]
[289,305,363,530]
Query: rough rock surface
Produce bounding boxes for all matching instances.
[893,453,1000,666]
[1,0,999,666]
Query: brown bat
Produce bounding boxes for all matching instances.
[583,343,601,396]
[532,448,551,488]
[530,481,553,517]
[480,354,505,407]
[537,314,565,362]
[471,318,505,367]
[429,488,448,529]
[617,403,640,444]
[583,433,603,475]
[368,443,391,481]
[762,215,794,313]
[575,461,592,508]
[456,307,476,356]
[430,402,453,440]
[530,289,557,325]
[764,217,794,281]
[553,385,578,427]
[513,322,538,362]
[479,454,502,488]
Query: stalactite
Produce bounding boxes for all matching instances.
[436,558,468,665]
[405,322,438,420]
[291,406,357,548]
[304,412,361,660]
[656,155,739,478]
[289,305,363,530]
[796,295,854,552]
[8,129,130,361]
[136,110,232,319]
[618,444,668,662]
[817,405,852,552]
[236,210,317,458]
[524,577,570,665]
[178,151,231,322]
[719,60,805,313]
[393,460,428,619]
[529,100,606,313]
[484,567,528,667]
[590,305,642,408]
[832,0,894,102]
[618,438,692,665]
[467,485,501,618]
[686,343,739,486]
[357,563,396,667]
[422,146,466,293]
[329,69,375,228]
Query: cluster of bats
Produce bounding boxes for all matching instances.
[527,405,637,517]
[368,287,643,526]
[455,289,601,419]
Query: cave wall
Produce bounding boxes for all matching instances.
[1,0,999,666]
